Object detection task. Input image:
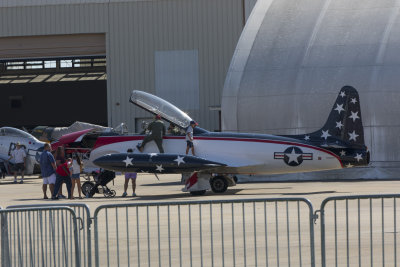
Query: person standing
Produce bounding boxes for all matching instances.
[52,158,73,200]
[185,121,197,156]
[122,149,138,197]
[8,142,27,184]
[39,143,57,199]
[54,146,67,198]
[70,153,83,199]
[137,115,166,153]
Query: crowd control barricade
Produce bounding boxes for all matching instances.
[319,194,400,267]
[1,206,81,267]
[7,203,92,267]
[93,198,315,267]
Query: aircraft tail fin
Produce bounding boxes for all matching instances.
[288,86,365,146]
[313,85,364,145]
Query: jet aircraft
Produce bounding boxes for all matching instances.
[86,85,370,195]
[0,127,45,175]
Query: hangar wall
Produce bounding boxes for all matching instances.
[222,0,400,179]
[0,0,251,132]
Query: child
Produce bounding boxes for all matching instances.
[52,158,73,200]
[185,121,197,156]
[71,153,83,199]
[122,149,138,197]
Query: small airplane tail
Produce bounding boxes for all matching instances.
[307,85,365,146]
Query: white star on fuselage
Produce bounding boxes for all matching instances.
[174,156,185,166]
[349,111,360,122]
[285,148,300,164]
[149,153,158,158]
[156,164,164,172]
[340,91,346,97]
[336,121,344,129]
[354,153,363,162]
[321,130,331,140]
[348,130,359,141]
[304,135,310,141]
[334,104,345,114]
[123,156,133,167]
[340,150,346,156]
[350,98,357,104]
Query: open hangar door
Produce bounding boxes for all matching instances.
[0,34,107,130]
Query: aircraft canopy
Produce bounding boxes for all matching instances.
[0,127,37,140]
[130,90,193,129]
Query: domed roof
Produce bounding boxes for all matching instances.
[222,0,400,177]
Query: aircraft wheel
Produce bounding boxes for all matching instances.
[190,190,206,196]
[81,181,95,198]
[210,176,228,193]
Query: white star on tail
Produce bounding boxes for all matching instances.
[348,131,359,141]
[349,111,360,122]
[123,156,133,167]
[304,135,310,141]
[149,153,158,158]
[354,153,363,162]
[350,98,357,104]
[346,163,353,168]
[336,121,344,129]
[334,104,345,114]
[321,130,331,140]
[286,148,300,164]
[174,156,185,166]
[156,164,164,172]
[340,91,346,97]
[340,150,346,156]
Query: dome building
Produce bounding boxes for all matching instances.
[222,0,400,179]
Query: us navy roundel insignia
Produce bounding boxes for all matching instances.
[274,146,313,167]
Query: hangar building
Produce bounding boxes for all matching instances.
[0,0,256,132]
[222,0,400,179]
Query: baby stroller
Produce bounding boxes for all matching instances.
[81,169,116,198]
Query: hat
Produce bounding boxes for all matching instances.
[155,114,162,119]
[190,120,197,125]
[16,142,21,146]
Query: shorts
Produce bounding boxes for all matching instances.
[71,173,80,179]
[186,141,193,148]
[43,173,56,185]
[13,163,25,172]
[125,173,137,179]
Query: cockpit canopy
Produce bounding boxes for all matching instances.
[130,90,193,129]
[0,127,37,140]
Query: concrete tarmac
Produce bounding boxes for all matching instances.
[0,173,399,208]
[1,174,400,266]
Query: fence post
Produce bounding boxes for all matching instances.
[1,212,11,266]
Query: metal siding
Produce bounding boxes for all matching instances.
[0,0,244,132]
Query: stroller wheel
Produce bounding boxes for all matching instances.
[110,190,116,197]
[81,181,95,198]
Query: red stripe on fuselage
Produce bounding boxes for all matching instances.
[93,135,343,167]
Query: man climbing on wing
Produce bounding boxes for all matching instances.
[137,114,166,153]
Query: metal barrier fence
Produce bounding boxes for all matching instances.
[0,206,81,267]
[319,194,400,267]
[93,198,315,267]
[7,203,92,267]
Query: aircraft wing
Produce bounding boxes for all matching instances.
[93,153,226,173]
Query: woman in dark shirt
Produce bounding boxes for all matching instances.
[53,146,68,198]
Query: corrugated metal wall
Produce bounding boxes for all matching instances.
[0,0,245,132]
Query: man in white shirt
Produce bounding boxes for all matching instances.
[8,142,27,184]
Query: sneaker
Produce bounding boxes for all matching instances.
[51,197,59,200]
[19,180,23,184]
[58,194,66,199]
[13,180,17,184]
[122,192,127,197]
[132,193,137,197]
